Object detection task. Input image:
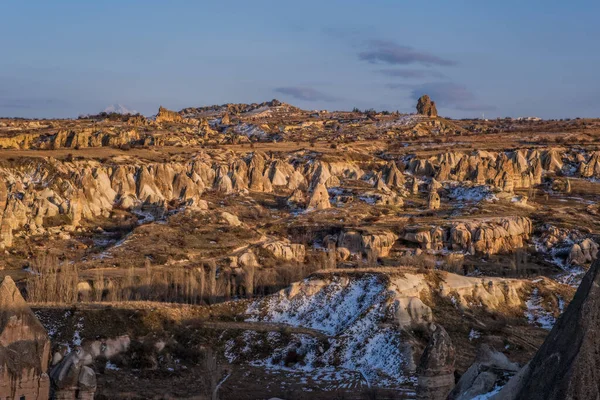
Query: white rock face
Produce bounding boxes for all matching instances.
[306,183,331,210]
[261,240,306,262]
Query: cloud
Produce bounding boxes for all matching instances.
[274,86,338,102]
[388,82,495,111]
[378,68,446,79]
[359,40,456,67]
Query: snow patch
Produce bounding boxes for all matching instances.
[525,288,556,330]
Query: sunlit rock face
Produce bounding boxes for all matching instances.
[0,276,51,400]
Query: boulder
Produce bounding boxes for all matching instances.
[567,238,598,266]
[220,212,242,227]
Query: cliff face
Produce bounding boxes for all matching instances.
[497,258,600,400]
[403,216,533,256]
[408,149,554,190]
[0,276,50,400]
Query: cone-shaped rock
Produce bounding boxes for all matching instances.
[497,258,600,400]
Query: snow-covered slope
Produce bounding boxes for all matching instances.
[228,271,551,389]
[243,274,413,386]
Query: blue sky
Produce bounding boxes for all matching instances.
[1,1,599,119]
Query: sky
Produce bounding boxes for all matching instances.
[1,1,599,119]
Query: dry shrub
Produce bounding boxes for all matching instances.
[397,253,437,269]
[27,254,79,303]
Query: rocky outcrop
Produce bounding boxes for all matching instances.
[408,149,551,190]
[0,151,395,247]
[411,177,419,195]
[246,271,533,388]
[198,118,217,137]
[261,241,306,262]
[383,161,405,188]
[155,106,184,124]
[567,238,599,266]
[0,276,51,400]
[49,348,97,400]
[496,258,600,400]
[449,344,519,400]
[337,229,398,258]
[307,183,331,210]
[402,216,533,255]
[579,151,600,178]
[416,324,455,400]
[428,190,441,210]
[220,211,242,227]
[416,95,438,117]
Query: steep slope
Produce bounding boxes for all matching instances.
[240,270,545,389]
[497,258,600,400]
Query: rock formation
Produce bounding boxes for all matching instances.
[496,258,600,400]
[307,183,331,210]
[567,238,598,266]
[412,177,420,195]
[155,106,183,124]
[261,241,306,262]
[416,324,455,400]
[428,190,441,210]
[417,95,438,117]
[449,344,519,400]
[337,229,398,257]
[221,113,231,125]
[0,276,51,400]
[49,348,97,400]
[383,161,405,188]
[403,216,533,255]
